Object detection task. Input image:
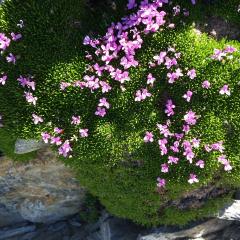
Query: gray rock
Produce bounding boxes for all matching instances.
[14,139,47,154]
[138,219,232,240]
[218,200,240,221]
[0,225,36,240]
[0,150,85,226]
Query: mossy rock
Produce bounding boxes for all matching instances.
[0,0,240,226]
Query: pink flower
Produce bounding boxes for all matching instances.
[211,141,224,153]
[168,156,179,164]
[134,88,151,101]
[127,0,137,10]
[175,133,184,140]
[165,99,175,117]
[218,155,232,171]
[58,140,72,157]
[218,155,228,164]
[187,69,196,79]
[0,75,7,85]
[202,80,211,89]
[50,136,62,146]
[164,57,177,69]
[167,68,183,84]
[79,129,89,138]
[100,81,112,93]
[83,35,91,45]
[95,107,106,117]
[224,162,232,171]
[196,160,205,168]
[224,45,237,53]
[60,82,71,90]
[161,163,169,173]
[147,73,156,86]
[192,138,200,148]
[32,114,43,124]
[188,173,199,184]
[170,141,180,153]
[54,127,64,134]
[191,0,196,4]
[0,33,11,50]
[204,144,212,152]
[144,131,154,143]
[219,85,230,96]
[184,110,197,125]
[41,132,51,143]
[6,53,16,64]
[153,51,167,65]
[183,90,193,102]
[211,49,226,61]
[98,98,110,109]
[71,116,81,125]
[158,138,168,155]
[11,32,22,41]
[182,124,190,134]
[24,92,37,105]
[157,124,172,138]
[157,177,166,188]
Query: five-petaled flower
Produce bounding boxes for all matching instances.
[219,85,230,96]
[32,114,43,124]
[79,129,89,138]
[144,131,154,143]
[188,173,199,184]
[157,177,166,188]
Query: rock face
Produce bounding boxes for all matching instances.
[0,148,85,227]
[14,139,47,154]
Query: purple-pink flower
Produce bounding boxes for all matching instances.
[0,75,7,85]
[32,114,43,124]
[196,160,205,168]
[187,69,196,80]
[153,51,167,65]
[79,129,89,138]
[184,110,197,125]
[24,92,37,105]
[219,85,230,96]
[224,45,237,54]
[58,140,72,157]
[51,136,62,146]
[144,131,154,143]
[202,80,211,89]
[158,138,168,155]
[11,32,22,41]
[161,163,169,173]
[60,82,71,91]
[165,99,175,117]
[41,132,51,143]
[157,177,166,188]
[71,116,81,125]
[168,156,179,164]
[147,73,156,86]
[6,53,16,64]
[0,33,11,50]
[54,127,64,134]
[98,98,110,109]
[135,88,151,101]
[183,90,193,102]
[127,0,137,10]
[95,107,106,117]
[188,173,199,184]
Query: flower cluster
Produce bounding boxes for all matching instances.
[211,46,237,61]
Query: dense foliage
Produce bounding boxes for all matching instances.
[0,0,240,226]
